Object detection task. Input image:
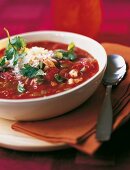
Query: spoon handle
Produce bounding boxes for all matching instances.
[96,85,113,141]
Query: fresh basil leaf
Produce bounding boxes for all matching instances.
[17,83,26,93]
[54,74,66,83]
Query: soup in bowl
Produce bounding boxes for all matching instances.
[0,31,107,121]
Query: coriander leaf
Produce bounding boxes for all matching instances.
[5,48,15,60]
[20,64,39,78]
[3,29,27,70]
[67,42,75,53]
[11,36,26,50]
[0,57,6,67]
[17,83,26,93]
[54,74,66,83]
[55,48,77,61]
[20,64,45,78]
[19,52,27,58]
[54,51,63,59]
[60,50,70,60]
[13,53,19,66]
[35,69,45,76]
[68,53,77,61]
[13,52,26,66]
[56,50,68,58]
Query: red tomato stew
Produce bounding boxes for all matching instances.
[0,39,99,99]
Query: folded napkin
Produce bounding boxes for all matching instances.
[12,43,130,155]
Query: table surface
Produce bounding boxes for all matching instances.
[0,0,130,170]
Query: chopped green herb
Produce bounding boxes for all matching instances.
[13,53,19,66]
[13,52,26,66]
[0,57,6,67]
[62,51,70,60]
[54,74,65,83]
[5,48,15,60]
[3,28,27,66]
[11,36,26,50]
[54,42,76,61]
[35,69,45,76]
[68,53,77,61]
[20,64,44,78]
[17,83,26,93]
[54,51,63,59]
[67,42,75,53]
[20,64,38,78]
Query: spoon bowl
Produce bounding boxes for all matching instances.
[103,54,126,85]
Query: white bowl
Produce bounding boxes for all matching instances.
[0,31,107,121]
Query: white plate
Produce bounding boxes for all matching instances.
[0,118,67,151]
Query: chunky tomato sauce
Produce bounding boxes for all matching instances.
[0,41,99,99]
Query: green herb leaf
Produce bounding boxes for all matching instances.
[17,83,26,93]
[35,69,45,76]
[67,42,75,53]
[55,42,76,61]
[13,53,19,66]
[68,53,77,61]
[0,57,6,67]
[20,64,38,78]
[5,48,15,60]
[62,53,70,60]
[11,36,26,50]
[54,74,66,83]
[3,29,27,68]
[20,64,45,78]
[55,50,67,60]
[13,52,26,66]
[54,51,63,59]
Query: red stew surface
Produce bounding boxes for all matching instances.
[0,41,99,99]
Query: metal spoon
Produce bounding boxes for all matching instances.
[96,54,126,141]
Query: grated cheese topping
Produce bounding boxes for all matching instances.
[8,46,55,75]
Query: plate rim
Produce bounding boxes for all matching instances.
[0,118,67,151]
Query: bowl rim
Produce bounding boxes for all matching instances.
[0,30,107,103]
